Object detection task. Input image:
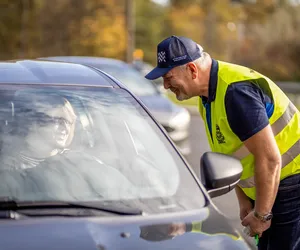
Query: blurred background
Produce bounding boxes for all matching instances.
[2,0,300,103]
[1,0,300,81]
[1,0,300,243]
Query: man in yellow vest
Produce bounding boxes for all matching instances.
[145,35,300,250]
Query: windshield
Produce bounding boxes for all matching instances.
[0,85,205,214]
[91,64,158,96]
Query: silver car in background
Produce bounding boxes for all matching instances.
[39,56,191,156]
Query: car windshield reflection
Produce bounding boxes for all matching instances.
[0,85,205,214]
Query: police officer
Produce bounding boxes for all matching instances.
[145,35,300,250]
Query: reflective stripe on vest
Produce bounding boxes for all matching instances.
[232,102,299,188]
[233,102,297,160]
[238,139,300,188]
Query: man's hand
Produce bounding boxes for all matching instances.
[168,223,186,237]
[241,211,271,238]
[239,198,253,221]
[235,185,253,221]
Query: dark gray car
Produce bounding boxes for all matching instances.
[0,59,255,249]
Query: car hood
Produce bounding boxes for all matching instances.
[138,94,182,124]
[0,205,254,250]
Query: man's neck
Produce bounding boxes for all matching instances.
[198,58,212,98]
[200,84,209,98]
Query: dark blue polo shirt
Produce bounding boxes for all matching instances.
[201,59,274,142]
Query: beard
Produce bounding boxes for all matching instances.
[170,87,189,101]
[176,91,189,101]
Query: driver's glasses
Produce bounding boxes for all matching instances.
[52,117,73,127]
[36,113,74,127]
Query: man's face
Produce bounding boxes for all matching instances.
[162,65,195,101]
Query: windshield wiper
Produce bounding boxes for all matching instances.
[0,197,144,216]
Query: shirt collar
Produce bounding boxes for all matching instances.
[202,58,218,104]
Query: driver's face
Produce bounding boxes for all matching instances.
[35,103,75,148]
[36,105,75,149]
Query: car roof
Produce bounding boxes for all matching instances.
[0,59,120,87]
[39,56,128,68]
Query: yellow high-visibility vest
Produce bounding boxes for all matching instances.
[198,60,300,200]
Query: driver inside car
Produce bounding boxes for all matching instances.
[0,93,76,169]
[0,91,135,201]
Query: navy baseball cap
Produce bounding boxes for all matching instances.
[145,35,203,80]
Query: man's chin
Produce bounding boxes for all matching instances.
[176,95,189,101]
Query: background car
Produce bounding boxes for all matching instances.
[131,59,165,93]
[0,59,255,249]
[39,56,191,156]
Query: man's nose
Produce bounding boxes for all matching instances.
[163,80,170,89]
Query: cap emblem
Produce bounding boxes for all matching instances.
[158,51,166,63]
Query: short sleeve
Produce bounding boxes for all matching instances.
[225,82,270,141]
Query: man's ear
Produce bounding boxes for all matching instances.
[187,62,197,79]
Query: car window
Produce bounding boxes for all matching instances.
[91,64,158,96]
[0,85,205,214]
[0,61,112,86]
[0,63,41,83]
[35,61,111,85]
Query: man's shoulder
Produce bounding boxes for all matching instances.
[225,81,263,97]
[224,80,271,142]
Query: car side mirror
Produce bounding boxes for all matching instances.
[200,152,243,198]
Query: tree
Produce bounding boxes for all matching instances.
[134,0,168,64]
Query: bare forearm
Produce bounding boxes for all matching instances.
[235,185,250,204]
[254,159,281,214]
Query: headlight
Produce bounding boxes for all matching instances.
[169,108,191,129]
